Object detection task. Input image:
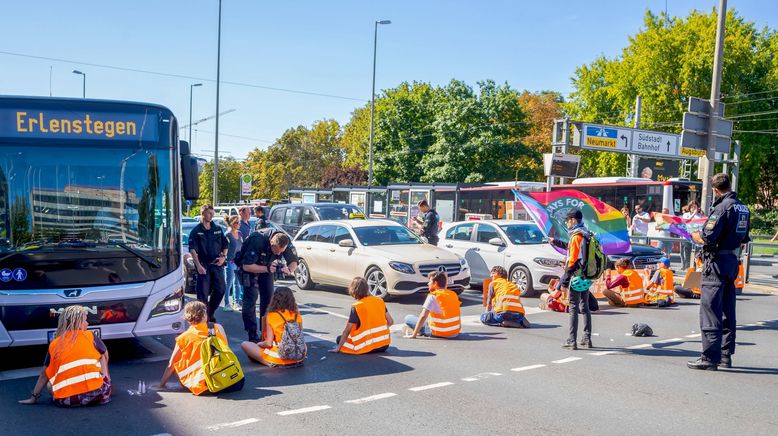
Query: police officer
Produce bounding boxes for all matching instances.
[688,173,750,370]
[239,228,298,342]
[416,200,440,246]
[188,204,228,322]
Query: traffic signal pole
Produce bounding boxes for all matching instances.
[701,0,727,212]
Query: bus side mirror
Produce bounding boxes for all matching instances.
[180,141,200,201]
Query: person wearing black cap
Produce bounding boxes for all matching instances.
[688,173,750,370]
[549,208,593,350]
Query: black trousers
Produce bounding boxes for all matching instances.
[242,272,274,340]
[196,265,226,322]
[568,290,592,342]
[700,254,738,363]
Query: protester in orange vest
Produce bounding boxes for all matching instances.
[158,301,229,395]
[676,254,703,298]
[539,278,569,312]
[19,305,111,407]
[646,257,676,305]
[330,277,393,354]
[241,286,305,367]
[403,271,462,338]
[480,266,530,328]
[602,258,646,307]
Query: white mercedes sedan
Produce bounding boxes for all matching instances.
[293,220,470,298]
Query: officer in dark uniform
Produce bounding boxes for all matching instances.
[239,228,298,342]
[416,199,440,246]
[688,173,750,370]
[188,204,228,322]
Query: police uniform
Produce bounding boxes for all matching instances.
[188,222,228,322]
[239,228,298,341]
[421,209,440,246]
[696,191,750,367]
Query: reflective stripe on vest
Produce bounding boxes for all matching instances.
[262,310,304,365]
[491,278,526,314]
[342,297,391,354]
[427,289,461,337]
[656,268,675,297]
[621,270,645,305]
[173,323,224,395]
[45,331,104,399]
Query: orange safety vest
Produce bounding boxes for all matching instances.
[684,267,702,296]
[342,296,391,354]
[620,270,645,306]
[262,310,304,365]
[735,263,745,289]
[655,268,675,299]
[45,330,104,399]
[491,278,526,314]
[173,323,227,395]
[427,289,461,337]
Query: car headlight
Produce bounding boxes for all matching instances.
[149,287,184,319]
[459,257,468,270]
[389,261,415,274]
[607,255,628,262]
[534,257,563,267]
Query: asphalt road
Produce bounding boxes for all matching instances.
[2,281,777,436]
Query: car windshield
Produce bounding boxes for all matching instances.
[313,205,362,220]
[499,223,547,245]
[353,225,423,246]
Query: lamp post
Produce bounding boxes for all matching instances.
[213,0,223,206]
[368,19,391,187]
[189,83,202,144]
[72,70,85,98]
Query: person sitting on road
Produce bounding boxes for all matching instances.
[645,257,676,305]
[539,278,568,312]
[330,277,393,354]
[676,253,703,299]
[403,271,462,338]
[158,301,229,395]
[241,287,306,367]
[602,258,645,307]
[19,305,112,407]
[480,266,530,328]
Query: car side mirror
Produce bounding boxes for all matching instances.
[338,239,355,248]
[489,237,505,247]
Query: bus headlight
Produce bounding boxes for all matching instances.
[534,257,563,267]
[149,287,184,318]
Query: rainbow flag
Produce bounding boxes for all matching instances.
[514,189,631,255]
[653,212,707,240]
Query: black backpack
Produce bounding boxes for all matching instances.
[232,231,264,268]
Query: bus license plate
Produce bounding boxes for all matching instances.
[47,328,101,343]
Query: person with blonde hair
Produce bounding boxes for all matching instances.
[330,277,393,354]
[241,287,306,367]
[19,306,111,407]
[223,214,244,312]
[158,301,230,395]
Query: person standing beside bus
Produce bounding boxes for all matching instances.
[189,204,228,322]
[254,206,268,231]
[621,205,631,229]
[224,215,243,312]
[416,200,440,246]
[630,203,651,241]
[681,200,704,269]
[239,206,253,242]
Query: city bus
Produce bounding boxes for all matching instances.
[0,96,200,347]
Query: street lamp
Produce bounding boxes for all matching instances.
[189,83,203,144]
[72,70,85,98]
[213,0,223,206]
[368,19,391,187]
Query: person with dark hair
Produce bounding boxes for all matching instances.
[330,278,393,354]
[240,287,305,367]
[681,200,704,269]
[688,173,750,371]
[403,271,462,338]
[188,204,228,322]
[480,266,530,328]
[602,258,645,307]
[254,206,268,231]
[414,199,440,246]
[238,206,252,242]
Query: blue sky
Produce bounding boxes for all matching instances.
[1,0,776,160]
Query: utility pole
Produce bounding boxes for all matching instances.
[701,0,727,213]
[368,19,391,187]
[628,96,642,177]
[213,0,222,206]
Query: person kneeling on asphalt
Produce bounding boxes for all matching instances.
[539,278,568,312]
[404,271,462,338]
[645,257,676,305]
[602,258,645,307]
[480,266,530,328]
[19,305,112,407]
[241,287,306,367]
[330,277,393,354]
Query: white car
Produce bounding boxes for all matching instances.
[439,220,565,296]
[293,220,471,298]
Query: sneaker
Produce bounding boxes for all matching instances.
[223,305,234,312]
[719,356,732,368]
[687,357,718,371]
[232,303,243,312]
[501,320,523,328]
[402,325,414,337]
[579,337,593,349]
[521,317,531,328]
[562,340,578,350]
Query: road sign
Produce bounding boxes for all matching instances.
[632,130,678,157]
[680,131,731,155]
[681,96,733,155]
[688,97,725,117]
[575,123,680,158]
[543,153,580,178]
[240,174,252,196]
[579,124,631,152]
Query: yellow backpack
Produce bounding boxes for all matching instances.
[200,323,244,393]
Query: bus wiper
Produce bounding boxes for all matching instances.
[107,240,162,269]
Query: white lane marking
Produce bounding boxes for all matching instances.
[685,333,702,338]
[742,323,758,327]
[510,364,546,372]
[299,304,349,320]
[461,372,502,382]
[627,344,653,349]
[277,405,332,416]
[589,351,619,356]
[344,392,397,404]
[206,418,260,430]
[654,337,684,343]
[552,357,582,364]
[408,382,455,392]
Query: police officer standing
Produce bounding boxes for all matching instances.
[415,200,440,246]
[239,228,298,342]
[188,204,228,322]
[688,173,750,370]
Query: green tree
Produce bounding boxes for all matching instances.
[198,156,246,205]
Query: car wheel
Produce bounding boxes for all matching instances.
[510,265,535,297]
[295,259,316,290]
[366,267,389,299]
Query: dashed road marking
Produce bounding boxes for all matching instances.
[277,405,332,416]
[299,304,349,319]
[408,382,454,392]
[552,357,582,364]
[654,337,684,343]
[510,364,546,372]
[344,392,397,404]
[206,418,260,430]
[461,372,502,382]
[685,333,702,338]
[627,343,653,349]
[588,351,619,356]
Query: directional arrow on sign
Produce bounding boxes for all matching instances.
[620,135,628,148]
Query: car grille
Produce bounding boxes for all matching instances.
[633,255,662,269]
[418,263,461,277]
